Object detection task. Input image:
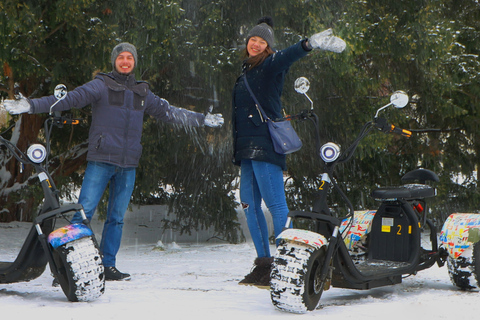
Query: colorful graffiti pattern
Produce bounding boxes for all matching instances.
[440,213,480,259]
[340,210,377,250]
[277,228,328,249]
[48,223,93,249]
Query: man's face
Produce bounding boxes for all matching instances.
[115,51,135,75]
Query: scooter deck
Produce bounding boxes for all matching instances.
[0,222,51,283]
[354,259,410,277]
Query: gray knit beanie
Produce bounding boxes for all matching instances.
[111,42,137,70]
[246,16,275,48]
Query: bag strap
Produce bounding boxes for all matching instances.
[243,74,269,121]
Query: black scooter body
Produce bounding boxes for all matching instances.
[285,168,441,290]
[270,81,464,314]
[0,220,53,283]
[0,199,88,284]
[0,94,104,301]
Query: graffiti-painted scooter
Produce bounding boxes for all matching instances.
[440,213,480,289]
[270,77,480,313]
[0,85,105,301]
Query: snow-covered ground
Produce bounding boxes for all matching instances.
[0,216,479,320]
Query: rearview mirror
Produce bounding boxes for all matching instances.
[294,77,310,94]
[50,84,68,114]
[390,90,409,109]
[375,90,410,118]
[54,84,67,100]
[294,77,314,110]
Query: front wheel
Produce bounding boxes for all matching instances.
[270,241,326,313]
[52,236,105,301]
[447,241,480,290]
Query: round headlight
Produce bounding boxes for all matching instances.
[27,144,47,163]
[320,142,340,163]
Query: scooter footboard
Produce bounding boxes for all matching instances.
[440,213,480,259]
[277,228,328,249]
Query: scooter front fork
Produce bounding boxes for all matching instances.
[77,208,102,251]
[317,226,339,292]
[34,224,59,276]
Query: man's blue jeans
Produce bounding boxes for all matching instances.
[72,161,136,267]
[240,160,289,258]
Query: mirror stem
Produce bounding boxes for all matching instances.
[49,100,62,115]
[304,93,314,110]
[49,94,67,115]
[374,102,393,119]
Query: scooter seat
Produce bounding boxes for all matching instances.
[371,183,435,200]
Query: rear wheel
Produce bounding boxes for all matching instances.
[52,236,105,301]
[270,241,326,313]
[447,242,480,290]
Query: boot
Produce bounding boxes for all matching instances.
[255,258,274,287]
[239,257,273,286]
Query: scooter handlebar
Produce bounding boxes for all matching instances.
[283,109,313,121]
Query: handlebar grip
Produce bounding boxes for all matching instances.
[282,110,311,121]
[63,119,80,125]
[391,125,412,137]
[374,118,411,137]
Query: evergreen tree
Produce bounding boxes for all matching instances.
[0,0,115,221]
[2,0,480,240]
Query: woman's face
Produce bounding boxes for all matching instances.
[247,36,268,57]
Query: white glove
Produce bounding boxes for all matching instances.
[309,29,346,53]
[204,112,224,128]
[3,97,32,115]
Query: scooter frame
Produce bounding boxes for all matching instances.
[270,86,456,313]
[0,90,104,301]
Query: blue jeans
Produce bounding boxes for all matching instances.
[240,160,289,258]
[72,161,136,267]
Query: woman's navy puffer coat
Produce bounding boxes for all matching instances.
[232,40,311,171]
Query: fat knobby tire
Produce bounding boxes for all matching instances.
[447,241,480,290]
[53,236,105,301]
[270,241,326,313]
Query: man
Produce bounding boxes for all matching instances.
[3,42,224,280]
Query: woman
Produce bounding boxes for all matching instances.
[232,17,345,286]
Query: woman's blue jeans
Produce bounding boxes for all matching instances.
[71,161,136,267]
[240,160,289,258]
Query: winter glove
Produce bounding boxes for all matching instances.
[204,112,224,128]
[308,29,346,53]
[3,97,32,115]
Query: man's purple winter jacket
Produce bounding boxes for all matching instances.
[29,71,205,168]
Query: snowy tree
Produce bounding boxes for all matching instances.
[0,0,115,221]
[2,0,480,238]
